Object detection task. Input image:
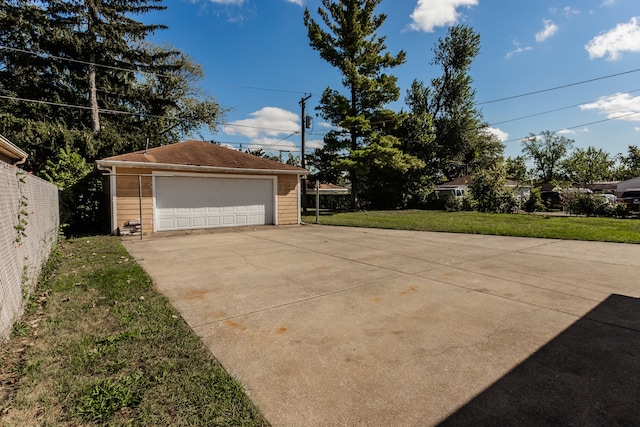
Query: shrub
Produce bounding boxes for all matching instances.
[445,196,462,212]
[469,166,518,213]
[524,188,546,213]
[564,193,628,217]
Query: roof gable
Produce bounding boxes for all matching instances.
[100,140,307,173]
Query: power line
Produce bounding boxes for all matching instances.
[502,111,640,144]
[0,94,307,135]
[0,45,176,78]
[0,44,309,95]
[477,68,640,105]
[5,43,640,148]
[215,139,302,152]
[489,88,640,126]
[5,43,640,106]
[0,94,153,116]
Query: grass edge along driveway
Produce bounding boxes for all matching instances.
[302,210,640,244]
[0,236,269,426]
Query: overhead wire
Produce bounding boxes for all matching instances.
[0,94,307,134]
[477,67,640,105]
[0,45,176,78]
[502,111,640,144]
[3,44,640,151]
[0,44,309,94]
[488,88,640,126]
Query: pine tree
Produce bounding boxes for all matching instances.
[304,0,418,209]
[0,0,224,171]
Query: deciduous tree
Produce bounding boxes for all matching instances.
[615,145,640,180]
[415,25,501,180]
[562,146,614,188]
[521,131,573,183]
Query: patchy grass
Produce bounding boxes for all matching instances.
[0,236,268,426]
[302,210,640,243]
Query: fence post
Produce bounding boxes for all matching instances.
[315,180,320,224]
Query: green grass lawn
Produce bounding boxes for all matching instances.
[0,236,268,426]
[302,210,640,244]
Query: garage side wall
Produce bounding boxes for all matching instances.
[277,174,299,225]
[114,167,153,234]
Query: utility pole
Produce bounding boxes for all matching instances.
[299,93,312,213]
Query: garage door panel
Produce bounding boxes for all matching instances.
[248,214,264,223]
[155,176,274,231]
[176,217,191,228]
[192,217,206,227]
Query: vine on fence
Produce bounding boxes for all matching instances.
[14,170,29,244]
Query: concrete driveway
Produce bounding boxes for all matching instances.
[122,225,640,426]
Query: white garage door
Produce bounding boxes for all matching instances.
[155,175,274,231]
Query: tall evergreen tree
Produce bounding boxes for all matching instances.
[304,0,419,208]
[0,0,224,172]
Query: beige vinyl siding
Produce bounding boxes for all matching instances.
[277,174,299,225]
[114,167,153,234]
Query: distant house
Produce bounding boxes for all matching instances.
[305,181,350,195]
[617,177,640,195]
[0,134,28,165]
[434,175,471,200]
[590,181,620,194]
[435,174,532,200]
[96,140,308,235]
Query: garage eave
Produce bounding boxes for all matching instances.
[96,160,309,176]
[0,134,28,165]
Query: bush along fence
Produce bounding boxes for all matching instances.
[0,162,59,341]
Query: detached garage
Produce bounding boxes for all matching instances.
[96,140,308,235]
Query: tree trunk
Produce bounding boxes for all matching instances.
[86,0,100,133]
[350,85,358,210]
[89,53,100,133]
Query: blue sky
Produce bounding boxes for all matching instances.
[144,0,640,161]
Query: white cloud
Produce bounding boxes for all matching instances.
[580,92,640,121]
[306,139,325,150]
[506,44,533,59]
[551,6,580,17]
[284,0,303,5]
[220,143,238,150]
[207,0,244,4]
[535,19,558,42]
[224,107,300,139]
[557,128,589,135]
[634,127,640,131]
[585,17,640,60]
[602,0,616,5]
[408,0,478,33]
[482,127,509,142]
